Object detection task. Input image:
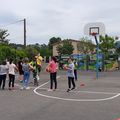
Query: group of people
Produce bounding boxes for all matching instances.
[46,57,77,92]
[0,53,78,92]
[0,58,18,90]
[0,53,43,90]
[17,53,43,89]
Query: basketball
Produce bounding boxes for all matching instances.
[46,66,52,72]
[46,67,50,72]
[63,65,68,70]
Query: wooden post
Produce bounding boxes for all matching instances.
[24,18,26,47]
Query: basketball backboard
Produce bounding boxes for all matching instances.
[84,22,105,36]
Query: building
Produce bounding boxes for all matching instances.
[53,39,81,56]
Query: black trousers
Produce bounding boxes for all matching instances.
[74,69,77,80]
[0,74,6,89]
[68,77,75,89]
[50,72,57,89]
[9,74,15,88]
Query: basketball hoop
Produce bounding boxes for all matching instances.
[84,22,105,79]
[90,32,97,36]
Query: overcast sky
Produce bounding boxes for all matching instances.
[0,0,120,45]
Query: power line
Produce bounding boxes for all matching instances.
[0,18,26,47]
[0,19,24,28]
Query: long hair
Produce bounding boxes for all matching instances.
[9,58,13,64]
[51,56,57,63]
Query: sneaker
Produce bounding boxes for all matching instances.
[26,87,30,90]
[47,89,53,91]
[53,89,57,91]
[71,87,75,90]
[67,89,70,92]
[20,80,23,83]
[20,87,25,90]
[57,76,60,79]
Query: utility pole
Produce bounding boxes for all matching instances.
[24,18,26,47]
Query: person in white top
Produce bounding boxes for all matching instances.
[8,58,18,90]
[0,60,8,90]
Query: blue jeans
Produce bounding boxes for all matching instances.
[23,71,30,88]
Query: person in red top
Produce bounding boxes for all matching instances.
[46,56,58,91]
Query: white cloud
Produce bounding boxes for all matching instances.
[0,0,120,44]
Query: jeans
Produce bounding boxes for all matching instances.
[23,71,30,88]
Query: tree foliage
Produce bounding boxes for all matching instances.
[56,40,74,55]
[0,44,16,63]
[99,35,115,59]
[77,37,95,54]
[25,46,39,60]
[0,29,9,44]
[48,37,61,49]
[39,44,52,57]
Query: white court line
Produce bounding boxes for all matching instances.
[33,81,120,102]
[38,87,119,95]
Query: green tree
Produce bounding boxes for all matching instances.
[56,40,74,55]
[39,44,52,57]
[0,44,17,63]
[0,29,9,44]
[99,35,115,59]
[77,37,95,54]
[25,46,38,60]
[48,37,61,50]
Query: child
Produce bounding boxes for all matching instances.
[35,53,43,77]
[29,57,39,86]
[8,58,18,90]
[64,58,76,92]
[17,57,24,82]
[22,57,33,90]
[74,59,78,81]
[46,56,58,91]
[0,60,8,90]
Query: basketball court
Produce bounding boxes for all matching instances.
[0,23,120,120]
[0,70,120,120]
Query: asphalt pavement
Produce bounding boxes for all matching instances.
[0,70,120,120]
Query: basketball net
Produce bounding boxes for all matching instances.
[90,32,98,36]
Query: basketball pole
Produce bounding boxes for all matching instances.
[94,35,99,79]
